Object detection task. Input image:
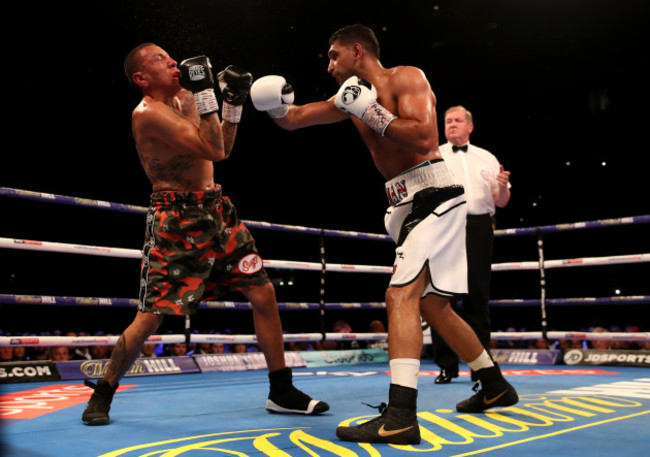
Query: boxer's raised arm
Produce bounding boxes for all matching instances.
[251,75,348,130]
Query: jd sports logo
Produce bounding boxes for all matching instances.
[188,65,206,81]
[341,86,361,104]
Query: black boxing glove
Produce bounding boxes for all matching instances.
[179,56,219,116]
[217,65,253,123]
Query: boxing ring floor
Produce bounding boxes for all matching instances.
[2,360,649,457]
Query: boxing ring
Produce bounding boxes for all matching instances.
[1,186,650,457]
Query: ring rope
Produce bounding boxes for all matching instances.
[2,329,649,348]
[0,187,391,241]
[2,186,649,348]
[2,186,649,239]
[1,236,647,272]
[0,332,389,348]
[0,236,392,273]
[2,293,647,310]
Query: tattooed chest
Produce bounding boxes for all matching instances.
[142,155,195,185]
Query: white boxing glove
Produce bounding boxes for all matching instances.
[334,76,396,136]
[250,75,295,118]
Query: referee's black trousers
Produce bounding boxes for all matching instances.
[431,213,494,371]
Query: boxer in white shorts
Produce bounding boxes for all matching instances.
[251,24,518,445]
[384,159,468,298]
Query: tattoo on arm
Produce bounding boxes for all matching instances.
[222,122,238,157]
[177,91,200,126]
[203,116,225,153]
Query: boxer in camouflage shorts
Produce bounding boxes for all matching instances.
[82,44,328,427]
[139,187,269,315]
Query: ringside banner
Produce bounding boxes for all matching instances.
[0,361,60,384]
[55,356,199,380]
[564,349,650,367]
[194,351,306,372]
[491,349,562,365]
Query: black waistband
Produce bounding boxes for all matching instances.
[150,186,222,206]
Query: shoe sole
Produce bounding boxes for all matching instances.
[266,399,329,415]
[82,416,109,426]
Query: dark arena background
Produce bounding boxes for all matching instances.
[1,1,649,456]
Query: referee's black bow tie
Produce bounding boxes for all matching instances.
[452,144,468,152]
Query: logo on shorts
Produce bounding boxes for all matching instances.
[238,254,263,274]
[386,179,408,205]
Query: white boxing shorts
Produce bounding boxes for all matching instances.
[384,159,468,298]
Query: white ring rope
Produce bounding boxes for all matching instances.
[2,330,649,348]
[0,333,388,347]
[0,237,391,273]
[1,236,647,273]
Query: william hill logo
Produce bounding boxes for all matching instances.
[80,358,181,377]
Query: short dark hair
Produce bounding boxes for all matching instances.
[123,43,156,87]
[329,24,380,58]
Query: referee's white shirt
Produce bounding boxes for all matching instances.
[440,142,510,216]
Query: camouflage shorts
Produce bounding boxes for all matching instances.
[138,187,269,316]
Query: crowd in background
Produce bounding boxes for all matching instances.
[1,320,647,363]
[489,324,649,351]
[0,319,385,362]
